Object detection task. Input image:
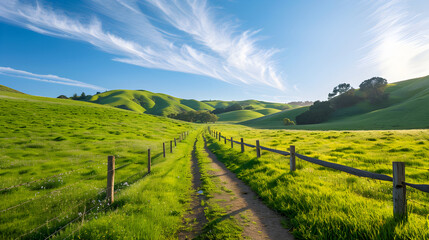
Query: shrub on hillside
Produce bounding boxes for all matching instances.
[330,89,362,109]
[57,95,68,99]
[296,101,334,125]
[283,118,295,126]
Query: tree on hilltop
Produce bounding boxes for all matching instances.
[359,77,388,103]
[328,83,352,100]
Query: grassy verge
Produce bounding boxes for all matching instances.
[0,91,193,239]
[205,128,428,239]
[194,133,243,240]
[54,131,199,239]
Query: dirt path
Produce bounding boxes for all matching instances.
[178,139,207,240]
[203,137,294,240]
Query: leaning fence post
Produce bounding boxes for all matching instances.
[163,142,166,158]
[290,145,296,171]
[393,162,407,220]
[256,140,261,158]
[147,149,151,173]
[107,155,115,204]
[241,138,244,153]
[170,140,173,153]
[231,137,233,148]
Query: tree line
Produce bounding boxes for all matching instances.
[168,111,218,123]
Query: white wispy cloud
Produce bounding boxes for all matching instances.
[0,66,107,91]
[362,0,429,82]
[0,0,285,90]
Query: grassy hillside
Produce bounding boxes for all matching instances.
[217,108,282,123]
[241,107,309,128]
[87,89,214,116]
[0,90,196,239]
[202,99,293,110]
[218,110,265,122]
[242,75,429,130]
[0,84,24,94]
[207,125,428,239]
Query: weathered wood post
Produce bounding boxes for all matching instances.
[219,132,221,141]
[174,138,177,147]
[107,155,115,204]
[170,140,173,153]
[224,136,226,144]
[393,162,407,220]
[241,138,244,153]
[147,149,151,173]
[256,140,261,158]
[216,131,218,138]
[163,142,166,158]
[231,137,233,148]
[290,145,296,171]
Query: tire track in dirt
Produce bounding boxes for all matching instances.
[203,136,294,240]
[178,138,207,240]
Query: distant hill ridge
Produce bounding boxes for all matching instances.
[0,84,24,94]
[85,89,295,117]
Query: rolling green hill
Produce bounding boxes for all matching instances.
[0,84,24,94]
[217,108,282,123]
[87,89,214,116]
[202,99,294,110]
[84,90,293,118]
[241,75,429,130]
[217,110,265,122]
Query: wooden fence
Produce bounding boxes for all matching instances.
[208,128,429,220]
[1,130,190,239]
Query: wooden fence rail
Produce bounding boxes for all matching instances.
[208,129,429,220]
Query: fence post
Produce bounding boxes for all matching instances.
[256,140,261,158]
[163,142,166,158]
[224,136,226,144]
[107,155,115,204]
[231,137,233,148]
[241,138,244,153]
[219,132,221,141]
[174,138,177,147]
[148,149,151,173]
[216,131,218,138]
[170,140,173,153]
[393,162,406,220]
[290,145,296,171]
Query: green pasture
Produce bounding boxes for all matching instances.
[207,125,429,239]
[0,90,194,239]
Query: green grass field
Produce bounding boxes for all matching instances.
[207,125,429,239]
[0,90,196,239]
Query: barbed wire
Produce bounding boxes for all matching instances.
[0,161,107,192]
[14,188,106,240]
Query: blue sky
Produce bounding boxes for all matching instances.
[1,0,429,102]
